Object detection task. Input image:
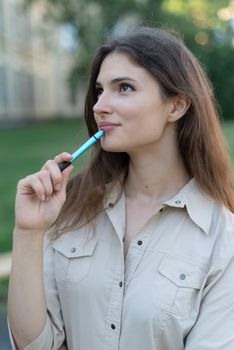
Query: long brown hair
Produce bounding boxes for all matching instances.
[53,27,234,236]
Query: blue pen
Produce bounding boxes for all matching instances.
[58,130,105,172]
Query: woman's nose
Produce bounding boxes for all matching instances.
[93,92,113,115]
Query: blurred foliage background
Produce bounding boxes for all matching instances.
[23,0,234,120]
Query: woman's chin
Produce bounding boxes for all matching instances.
[101,141,128,153]
[102,146,126,153]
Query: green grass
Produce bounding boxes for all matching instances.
[0,277,9,303]
[223,121,234,158]
[0,119,234,254]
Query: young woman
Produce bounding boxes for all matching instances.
[8,27,234,350]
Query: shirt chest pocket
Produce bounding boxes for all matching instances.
[151,255,205,317]
[53,237,97,284]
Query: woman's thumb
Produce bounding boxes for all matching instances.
[61,165,74,190]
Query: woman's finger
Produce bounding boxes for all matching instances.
[18,175,46,201]
[54,152,72,164]
[37,170,54,199]
[61,164,74,190]
[43,160,63,191]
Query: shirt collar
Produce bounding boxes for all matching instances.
[103,182,126,243]
[104,177,214,236]
[164,178,214,235]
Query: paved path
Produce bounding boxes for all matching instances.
[0,252,12,280]
[0,252,12,349]
[0,311,11,350]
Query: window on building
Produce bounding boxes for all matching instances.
[0,66,8,108]
[10,2,32,48]
[0,0,4,34]
[14,71,35,110]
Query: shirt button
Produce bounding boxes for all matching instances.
[137,240,143,245]
[119,281,123,287]
[179,273,186,280]
[70,247,77,253]
[108,202,114,208]
[175,200,181,204]
[111,324,116,330]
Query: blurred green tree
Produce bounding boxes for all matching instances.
[160,0,234,120]
[24,0,163,93]
[24,0,234,119]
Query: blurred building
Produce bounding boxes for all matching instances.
[0,0,82,122]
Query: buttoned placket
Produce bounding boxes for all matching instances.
[124,211,163,292]
[104,195,165,349]
[103,197,126,350]
[103,244,125,350]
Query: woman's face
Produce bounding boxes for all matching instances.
[93,52,174,154]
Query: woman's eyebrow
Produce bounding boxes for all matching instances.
[95,77,137,87]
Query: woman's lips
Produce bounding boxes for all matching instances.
[98,122,120,132]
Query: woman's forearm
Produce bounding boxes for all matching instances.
[8,228,47,350]
[8,152,73,349]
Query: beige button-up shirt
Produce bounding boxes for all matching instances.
[9,179,234,349]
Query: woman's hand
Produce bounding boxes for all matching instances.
[15,153,74,232]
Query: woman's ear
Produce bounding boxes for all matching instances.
[168,95,191,123]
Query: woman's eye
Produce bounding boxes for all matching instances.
[95,87,103,99]
[119,83,134,93]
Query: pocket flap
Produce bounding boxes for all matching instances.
[158,255,205,289]
[52,234,97,258]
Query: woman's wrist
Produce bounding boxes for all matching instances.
[13,227,45,246]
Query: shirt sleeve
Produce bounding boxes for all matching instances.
[8,234,65,350]
[185,236,234,349]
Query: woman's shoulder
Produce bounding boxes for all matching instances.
[203,200,234,271]
[184,179,234,256]
[211,201,234,242]
[186,178,234,229]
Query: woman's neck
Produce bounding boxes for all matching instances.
[124,142,190,204]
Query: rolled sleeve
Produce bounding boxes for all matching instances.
[8,315,64,350]
[8,234,65,350]
[185,256,234,349]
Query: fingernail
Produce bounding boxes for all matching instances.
[41,195,45,201]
